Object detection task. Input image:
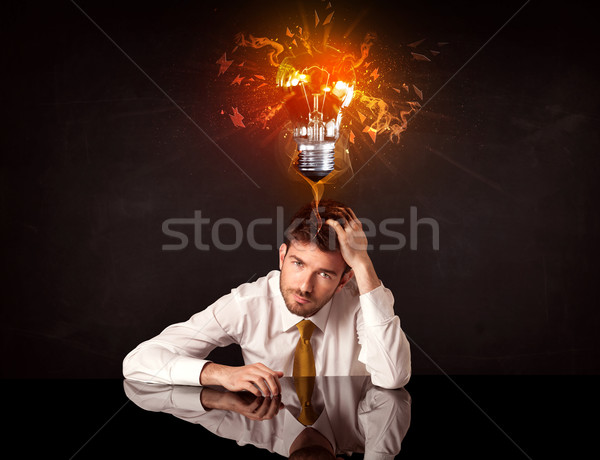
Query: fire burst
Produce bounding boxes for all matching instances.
[212,1,445,195]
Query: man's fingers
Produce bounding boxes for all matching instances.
[258,373,279,396]
[245,373,275,397]
[333,206,355,225]
[244,381,262,397]
[253,363,282,395]
[251,375,271,397]
[326,218,344,235]
[347,208,362,228]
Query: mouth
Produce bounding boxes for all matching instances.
[293,294,310,305]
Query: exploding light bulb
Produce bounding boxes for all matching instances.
[277,48,356,182]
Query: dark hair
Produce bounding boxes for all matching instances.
[283,199,352,273]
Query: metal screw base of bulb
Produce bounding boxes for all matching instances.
[296,146,335,182]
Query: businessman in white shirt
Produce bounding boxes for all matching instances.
[123,200,411,392]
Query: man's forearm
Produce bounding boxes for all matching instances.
[200,362,227,386]
[351,258,381,295]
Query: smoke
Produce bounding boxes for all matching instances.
[234,33,284,67]
[353,91,420,144]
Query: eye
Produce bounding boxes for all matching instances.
[319,272,332,279]
[293,260,303,267]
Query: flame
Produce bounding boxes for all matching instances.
[212,5,444,199]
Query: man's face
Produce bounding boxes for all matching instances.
[279,240,353,318]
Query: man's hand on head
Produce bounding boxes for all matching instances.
[326,207,381,295]
[200,362,283,397]
[325,207,370,270]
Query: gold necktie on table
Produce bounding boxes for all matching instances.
[294,376,319,426]
[293,319,316,378]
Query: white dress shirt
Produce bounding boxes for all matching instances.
[123,270,411,389]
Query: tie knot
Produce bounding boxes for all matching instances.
[296,319,316,340]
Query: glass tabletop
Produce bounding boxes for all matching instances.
[5,376,597,459]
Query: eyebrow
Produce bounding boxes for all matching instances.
[289,255,339,276]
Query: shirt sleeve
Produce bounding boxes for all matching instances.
[356,283,412,389]
[122,292,241,386]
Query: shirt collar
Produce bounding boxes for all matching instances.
[270,271,334,334]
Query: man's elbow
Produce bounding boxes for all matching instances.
[371,365,411,390]
[122,348,144,381]
[122,352,135,380]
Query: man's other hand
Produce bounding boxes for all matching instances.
[200,362,283,397]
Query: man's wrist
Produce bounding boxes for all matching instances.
[199,361,220,386]
[351,258,381,295]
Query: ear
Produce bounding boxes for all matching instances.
[335,269,354,293]
[278,243,288,270]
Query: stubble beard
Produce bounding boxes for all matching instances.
[279,283,334,318]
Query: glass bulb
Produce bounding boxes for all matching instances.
[277,48,356,182]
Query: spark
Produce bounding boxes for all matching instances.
[322,11,334,25]
[216,52,233,76]
[362,125,377,143]
[229,107,246,128]
[411,52,431,62]
[412,84,423,100]
[407,38,426,48]
[231,74,244,85]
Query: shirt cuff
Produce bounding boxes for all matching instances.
[359,283,395,326]
[170,356,210,386]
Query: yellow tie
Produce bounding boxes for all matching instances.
[293,320,316,378]
[294,376,319,425]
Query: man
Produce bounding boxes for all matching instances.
[123,200,411,392]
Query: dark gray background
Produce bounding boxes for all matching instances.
[3,0,599,377]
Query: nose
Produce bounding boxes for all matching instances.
[299,272,314,294]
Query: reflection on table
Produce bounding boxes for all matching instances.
[124,376,411,459]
